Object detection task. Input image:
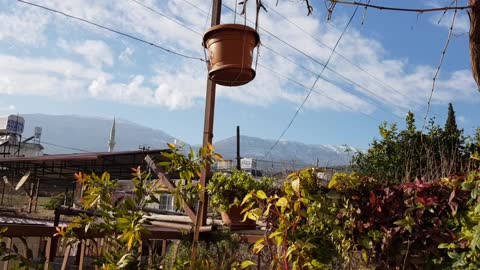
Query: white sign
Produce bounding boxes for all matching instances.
[241,158,254,169]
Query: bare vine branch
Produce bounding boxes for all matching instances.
[422,0,458,130]
[326,0,471,13]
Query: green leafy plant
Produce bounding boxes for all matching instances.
[207,170,275,212]
[58,168,156,269]
[43,191,73,210]
[55,144,226,269]
[164,232,255,270]
[353,106,478,184]
[0,227,39,269]
[242,167,354,269]
[159,143,221,210]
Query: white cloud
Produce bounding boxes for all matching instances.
[0,54,110,98]
[431,10,469,34]
[0,2,49,45]
[458,115,467,124]
[119,47,134,64]
[58,39,114,68]
[87,61,206,110]
[0,0,477,114]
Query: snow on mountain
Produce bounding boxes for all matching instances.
[19,114,356,165]
[21,114,177,154]
[213,135,355,166]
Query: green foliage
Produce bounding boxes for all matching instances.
[55,144,225,269]
[353,107,475,183]
[58,168,159,269]
[0,227,39,269]
[441,170,480,269]
[242,167,354,269]
[158,143,221,210]
[207,170,275,212]
[164,232,255,270]
[242,165,480,269]
[43,191,73,210]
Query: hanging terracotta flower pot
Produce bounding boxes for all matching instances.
[203,24,260,87]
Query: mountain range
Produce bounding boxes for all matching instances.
[19,114,356,166]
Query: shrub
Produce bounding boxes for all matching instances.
[43,192,73,210]
[242,168,480,269]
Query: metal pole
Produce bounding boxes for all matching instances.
[34,178,40,212]
[1,181,4,206]
[191,0,221,266]
[28,182,34,213]
[236,126,241,170]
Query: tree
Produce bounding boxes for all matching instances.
[352,105,471,183]
[444,103,459,136]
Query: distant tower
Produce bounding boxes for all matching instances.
[108,117,116,152]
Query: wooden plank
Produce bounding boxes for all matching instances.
[79,240,85,270]
[2,238,12,270]
[43,238,52,270]
[144,155,196,222]
[60,244,71,270]
[1,224,185,240]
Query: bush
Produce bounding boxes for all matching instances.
[207,170,275,212]
[242,168,480,269]
[43,192,73,210]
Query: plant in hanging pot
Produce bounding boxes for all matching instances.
[203,24,260,87]
[207,170,274,229]
[202,0,264,87]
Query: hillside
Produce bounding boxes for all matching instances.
[19,114,355,165]
[21,114,177,154]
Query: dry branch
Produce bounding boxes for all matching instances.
[423,1,458,130]
[327,0,471,13]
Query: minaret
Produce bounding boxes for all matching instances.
[108,117,116,152]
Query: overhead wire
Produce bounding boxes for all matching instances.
[222,1,443,120]
[41,141,92,153]
[264,5,360,158]
[262,1,420,107]
[131,0,381,123]
[257,62,382,123]
[128,0,203,36]
[16,0,206,62]
[220,2,408,120]
[261,44,403,120]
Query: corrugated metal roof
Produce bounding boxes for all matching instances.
[0,149,168,162]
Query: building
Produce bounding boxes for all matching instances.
[0,115,44,158]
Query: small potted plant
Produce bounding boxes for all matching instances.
[207,170,273,229]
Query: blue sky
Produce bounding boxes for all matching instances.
[0,0,478,149]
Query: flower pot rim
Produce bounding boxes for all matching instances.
[203,23,260,48]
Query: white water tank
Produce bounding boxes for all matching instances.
[0,115,25,135]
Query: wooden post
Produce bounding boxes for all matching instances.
[145,156,196,222]
[60,244,72,270]
[28,182,34,213]
[236,126,241,170]
[44,238,52,270]
[78,240,86,270]
[34,179,40,212]
[48,211,61,263]
[0,180,5,206]
[2,238,12,270]
[191,0,222,267]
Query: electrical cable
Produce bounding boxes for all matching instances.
[264,5,360,159]
[262,1,420,106]
[128,0,203,36]
[223,2,442,119]
[41,141,92,153]
[261,44,403,120]
[16,0,206,62]
[256,62,381,122]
